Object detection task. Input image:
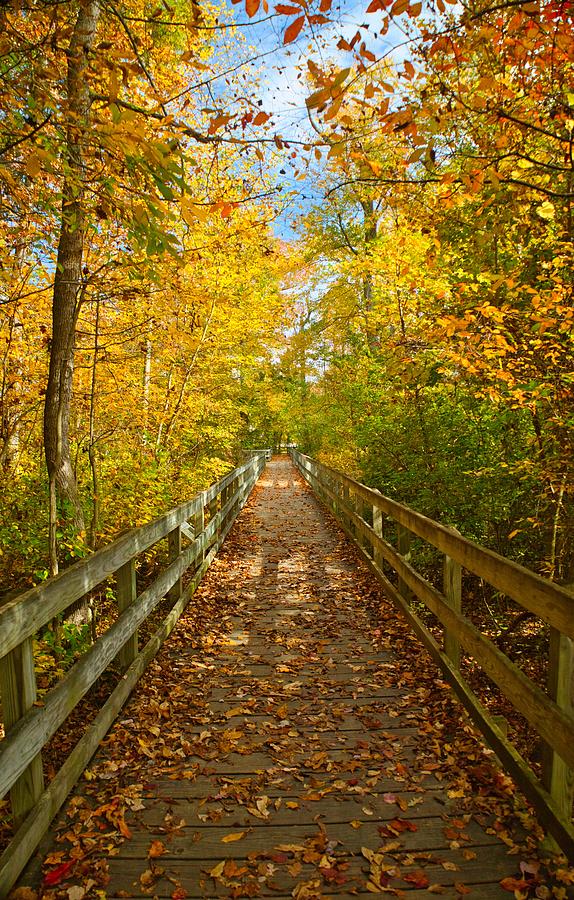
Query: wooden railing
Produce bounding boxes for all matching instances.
[291,449,574,860]
[0,452,268,896]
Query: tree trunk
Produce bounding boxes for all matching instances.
[360,198,379,353]
[43,0,100,573]
[88,296,101,550]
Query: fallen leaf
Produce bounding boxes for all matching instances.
[209,860,225,878]
[221,831,247,842]
[148,840,167,858]
[42,862,74,887]
[404,870,429,889]
[292,879,322,899]
[139,869,156,888]
[67,888,85,900]
[500,877,529,892]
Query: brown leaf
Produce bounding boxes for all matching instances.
[140,869,156,888]
[284,15,304,43]
[500,877,529,892]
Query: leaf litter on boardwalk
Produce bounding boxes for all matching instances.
[13,467,574,899]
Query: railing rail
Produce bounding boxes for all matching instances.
[0,451,269,896]
[291,449,574,861]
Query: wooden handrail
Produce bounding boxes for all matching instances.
[0,451,269,897]
[291,449,574,861]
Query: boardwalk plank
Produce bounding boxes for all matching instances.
[116,819,500,857]
[105,850,515,897]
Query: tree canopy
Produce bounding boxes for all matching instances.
[0,0,572,589]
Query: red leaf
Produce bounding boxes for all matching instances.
[366,0,384,11]
[43,862,74,887]
[319,0,332,10]
[275,3,302,11]
[283,14,304,42]
[245,0,260,16]
[379,818,418,836]
[404,871,429,889]
[319,864,348,885]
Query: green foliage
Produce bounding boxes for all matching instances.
[34,622,92,692]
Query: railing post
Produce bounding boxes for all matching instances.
[192,497,205,567]
[0,640,45,824]
[346,486,356,537]
[168,525,182,601]
[207,495,218,541]
[116,558,138,669]
[220,481,230,530]
[397,524,412,601]
[543,626,574,831]
[443,538,462,670]
[372,493,384,571]
[361,500,372,553]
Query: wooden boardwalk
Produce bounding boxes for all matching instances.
[17,459,561,898]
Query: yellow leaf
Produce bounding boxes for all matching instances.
[221,831,247,843]
[536,200,555,220]
[209,861,225,878]
[26,155,42,178]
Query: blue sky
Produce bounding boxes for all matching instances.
[208,0,409,237]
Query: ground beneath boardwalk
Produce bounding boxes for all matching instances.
[16,459,572,899]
